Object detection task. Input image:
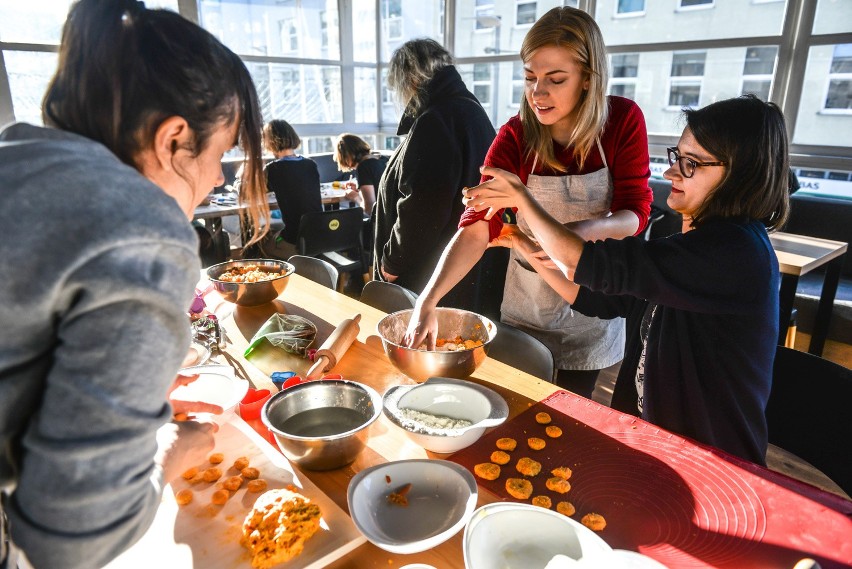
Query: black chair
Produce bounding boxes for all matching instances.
[360,280,419,313]
[297,207,368,292]
[765,346,852,495]
[489,322,556,382]
[287,254,338,290]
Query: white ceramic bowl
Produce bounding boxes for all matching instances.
[347,459,478,554]
[382,377,509,454]
[463,503,613,569]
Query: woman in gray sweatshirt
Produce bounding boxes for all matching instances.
[0,1,269,567]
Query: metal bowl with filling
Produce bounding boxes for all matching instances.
[206,258,294,306]
[377,308,497,382]
[261,379,382,471]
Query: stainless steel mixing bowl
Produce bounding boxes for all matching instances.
[376,308,497,382]
[261,379,382,471]
[206,258,294,306]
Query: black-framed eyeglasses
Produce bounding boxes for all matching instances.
[667,147,725,179]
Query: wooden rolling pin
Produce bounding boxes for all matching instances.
[305,313,361,379]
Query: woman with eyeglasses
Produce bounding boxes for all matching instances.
[0,0,268,566]
[403,7,652,397]
[463,95,790,464]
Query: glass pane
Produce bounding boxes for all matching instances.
[743,46,778,75]
[0,0,71,44]
[380,67,402,126]
[5,51,57,125]
[352,0,377,63]
[610,47,780,135]
[741,79,772,101]
[596,0,786,45]
[454,0,563,58]
[380,0,444,62]
[354,66,378,123]
[617,0,645,14]
[794,44,852,147]
[247,62,342,124]
[612,53,639,78]
[458,61,522,128]
[813,0,852,35]
[199,0,340,60]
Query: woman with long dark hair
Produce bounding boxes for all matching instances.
[0,1,267,565]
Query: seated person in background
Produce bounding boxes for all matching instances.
[261,119,322,258]
[464,95,790,465]
[333,133,388,216]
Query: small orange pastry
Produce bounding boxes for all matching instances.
[505,478,533,500]
[175,489,193,506]
[247,479,268,493]
[496,437,517,451]
[208,452,225,464]
[202,467,223,483]
[551,466,573,480]
[223,476,243,491]
[241,467,260,480]
[181,466,199,480]
[211,489,230,505]
[474,463,501,481]
[535,412,552,424]
[545,476,571,494]
[581,512,606,531]
[515,457,542,477]
[531,495,552,509]
[233,457,250,471]
[545,425,563,438]
[490,450,511,465]
[527,437,546,451]
[557,501,576,516]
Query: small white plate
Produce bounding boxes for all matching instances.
[172,364,248,416]
[347,459,478,554]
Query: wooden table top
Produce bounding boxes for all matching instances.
[201,273,559,568]
[193,190,347,221]
[770,231,848,276]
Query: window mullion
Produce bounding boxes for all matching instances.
[773,0,817,139]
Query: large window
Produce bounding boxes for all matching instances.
[0,0,850,197]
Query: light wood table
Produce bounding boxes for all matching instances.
[202,273,558,568]
[770,231,848,355]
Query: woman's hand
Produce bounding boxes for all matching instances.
[168,373,224,418]
[380,266,398,283]
[463,166,532,220]
[402,301,438,351]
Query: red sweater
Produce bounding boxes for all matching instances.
[459,96,652,241]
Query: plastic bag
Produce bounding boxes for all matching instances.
[244,314,317,358]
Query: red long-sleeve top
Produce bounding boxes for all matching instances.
[459,96,652,241]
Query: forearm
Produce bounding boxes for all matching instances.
[513,238,580,304]
[516,195,586,279]
[418,222,489,307]
[568,209,641,241]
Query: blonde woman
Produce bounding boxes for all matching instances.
[405,7,652,396]
[333,133,387,215]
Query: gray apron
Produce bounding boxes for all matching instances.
[500,139,625,370]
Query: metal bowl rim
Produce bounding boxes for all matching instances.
[376,308,496,352]
[206,258,295,283]
[261,379,383,442]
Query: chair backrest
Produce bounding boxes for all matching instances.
[765,346,852,495]
[360,280,419,313]
[489,322,555,382]
[297,207,365,261]
[287,255,339,290]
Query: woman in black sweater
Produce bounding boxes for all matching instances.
[262,120,322,257]
[463,96,790,464]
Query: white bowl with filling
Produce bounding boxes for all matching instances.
[382,377,509,454]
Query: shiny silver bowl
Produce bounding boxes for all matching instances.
[376,308,497,382]
[206,258,294,306]
[261,379,382,471]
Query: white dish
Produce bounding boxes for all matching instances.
[347,459,478,554]
[382,377,508,454]
[463,502,613,569]
[171,364,248,416]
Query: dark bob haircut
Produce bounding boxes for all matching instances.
[685,95,790,231]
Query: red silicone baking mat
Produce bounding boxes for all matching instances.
[449,390,852,569]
